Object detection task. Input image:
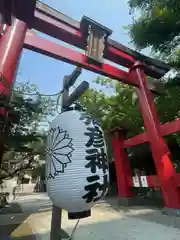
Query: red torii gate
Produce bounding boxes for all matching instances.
[112,119,180,200]
[0,1,180,217]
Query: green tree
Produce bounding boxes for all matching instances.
[126,0,180,171]
[0,81,56,181]
[79,77,143,136]
[128,0,180,69]
[78,76,180,172]
[78,77,143,161]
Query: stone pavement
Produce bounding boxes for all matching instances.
[14,193,180,240]
[0,201,36,240]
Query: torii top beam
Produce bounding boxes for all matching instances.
[0,0,170,83]
[35,1,170,79]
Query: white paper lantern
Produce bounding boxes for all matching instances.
[46,110,109,219]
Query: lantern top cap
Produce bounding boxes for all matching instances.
[80,16,112,37]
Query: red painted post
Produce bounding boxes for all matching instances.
[0,19,27,164]
[0,19,27,96]
[111,129,134,203]
[129,61,180,209]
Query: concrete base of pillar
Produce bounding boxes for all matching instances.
[162,208,180,217]
[118,197,136,206]
[118,196,163,207]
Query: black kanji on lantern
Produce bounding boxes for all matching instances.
[82,174,108,203]
[85,148,108,174]
[79,112,100,126]
[85,126,104,148]
[81,112,109,203]
[84,124,108,174]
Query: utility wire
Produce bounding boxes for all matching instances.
[12,77,84,115]
[12,88,64,114]
[68,220,80,240]
[12,88,64,97]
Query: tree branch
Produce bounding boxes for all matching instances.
[0,151,45,181]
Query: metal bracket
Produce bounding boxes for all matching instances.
[61,67,89,111]
[0,0,12,26]
[0,0,37,27]
[0,24,8,37]
[80,16,112,64]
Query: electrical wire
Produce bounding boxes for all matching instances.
[12,88,63,97]
[12,85,84,115]
[56,90,64,114]
[12,88,64,114]
[68,220,80,240]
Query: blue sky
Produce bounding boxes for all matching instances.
[18,0,146,94]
